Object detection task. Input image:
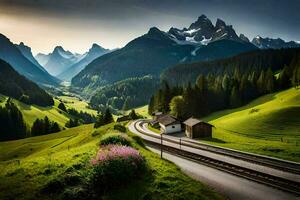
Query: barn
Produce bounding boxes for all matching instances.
[157,115,182,134]
[183,117,213,138]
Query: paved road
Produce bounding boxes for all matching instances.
[128,121,299,200]
[134,120,300,183]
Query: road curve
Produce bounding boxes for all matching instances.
[128,120,299,200]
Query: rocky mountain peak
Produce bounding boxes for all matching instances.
[189,14,214,30]
[239,34,250,43]
[215,18,226,29]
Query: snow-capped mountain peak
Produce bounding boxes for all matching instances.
[168,15,243,45]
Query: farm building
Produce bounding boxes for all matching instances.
[183,117,213,138]
[157,114,182,134]
[150,112,166,126]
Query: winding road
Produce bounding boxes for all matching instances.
[128,120,300,200]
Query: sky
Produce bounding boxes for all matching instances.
[0,0,299,55]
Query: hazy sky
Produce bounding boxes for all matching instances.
[0,0,299,55]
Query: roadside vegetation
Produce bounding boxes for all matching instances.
[202,88,300,162]
[0,122,223,200]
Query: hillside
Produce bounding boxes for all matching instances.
[162,48,300,86]
[90,76,159,111]
[0,59,54,106]
[0,95,69,128]
[72,27,194,89]
[0,94,98,128]
[0,34,58,86]
[0,123,223,200]
[202,88,300,161]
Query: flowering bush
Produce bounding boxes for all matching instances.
[99,133,131,146]
[90,145,146,189]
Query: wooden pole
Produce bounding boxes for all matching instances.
[161,133,163,158]
[179,138,181,149]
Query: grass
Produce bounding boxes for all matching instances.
[148,124,161,134]
[125,105,151,119]
[201,88,300,162]
[0,122,223,200]
[57,96,98,116]
[0,95,71,127]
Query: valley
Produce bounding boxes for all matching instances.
[0,6,299,200]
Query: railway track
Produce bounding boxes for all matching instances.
[136,120,300,175]
[132,120,300,196]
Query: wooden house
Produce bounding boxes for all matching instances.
[183,117,213,138]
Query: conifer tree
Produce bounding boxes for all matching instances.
[58,102,67,112]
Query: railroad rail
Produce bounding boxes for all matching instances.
[131,120,300,195]
[136,120,300,175]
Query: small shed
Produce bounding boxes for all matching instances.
[183,117,213,138]
[158,115,181,134]
[150,112,166,126]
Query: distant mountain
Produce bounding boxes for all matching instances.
[252,36,300,49]
[0,58,54,106]
[41,46,84,76]
[72,23,256,90]
[57,44,110,81]
[71,27,194,89]
[35,53,50,66]
[15,42,47,73]
[0,34,59,86]
[168,15,244,45]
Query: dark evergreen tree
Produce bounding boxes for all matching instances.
[129,109,139,120]
[65,118,79,128]
[265,68,275,93]
[0,99,28,140]
[104,108,114,124]
[58,102,67,112]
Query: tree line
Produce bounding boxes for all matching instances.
[161,48,300,87]
[57,102,97,128]
[0,99,60,141]
[149,54,300,120]
[0,59,54,106]
[90,76,159,112]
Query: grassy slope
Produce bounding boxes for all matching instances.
[202,88,300,162]
[125,105,151,119]
[0,94,70,127]
[0,123,222,200]
[57,96,98,116]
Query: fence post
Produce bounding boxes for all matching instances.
[179,138,181,149]
[160,133,163,159]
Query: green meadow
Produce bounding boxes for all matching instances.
[0,95,70,127]
[202,88,300,162]
[0,123,222,200]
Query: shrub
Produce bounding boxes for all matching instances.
[113,124,126,132]
[90,145,146,189]
[100,133,131,146]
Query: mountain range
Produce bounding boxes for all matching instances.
[168,15,246,44]
[0,34,58,86]
[71,15,259,91]
[70,14,300,98]
[1,14,299,92]
[57,44,110,81]
[252,36,300,49]
[36,46,84,76]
